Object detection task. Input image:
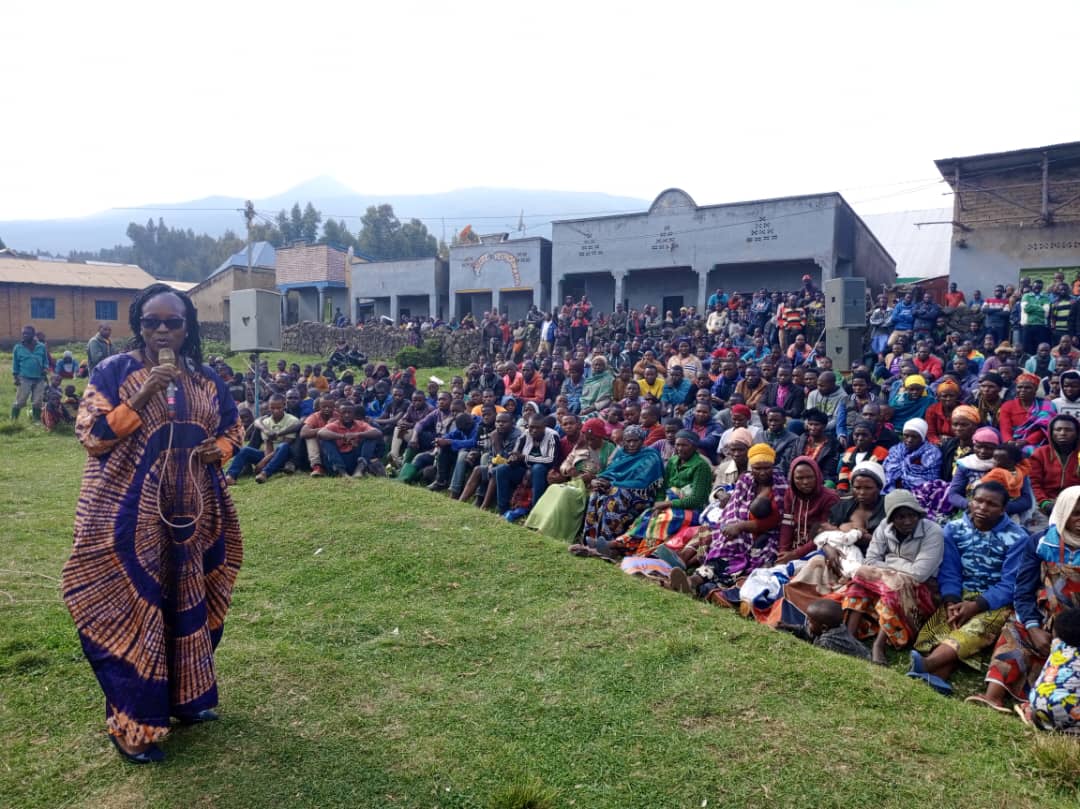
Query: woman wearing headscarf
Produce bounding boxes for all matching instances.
[924,377,961,444]
[1028,414,1080,519]
[938,404,980,482]
[998,371,1057,455]
[841,489,945,664]
[711,427,753,505]
[574,425,665,556]
[775,457,841,564]
[525,418,615,543]
[578,355,614,416]
[945,428,1030,520]
[967,486,1080,713]
[882,418,942,494]
[614,430,713,558]
[694,444,788,586]
[889,373,935,425]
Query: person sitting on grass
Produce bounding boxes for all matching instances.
[907,481,1029,695]
[777,598,870,660]
[841,489,944,665]
[458,411,522,509]
[316,400,385,479]
[300,396,336,477]
[224,394,301,485]
[495,414,560,522]
[1017,606,1080,734]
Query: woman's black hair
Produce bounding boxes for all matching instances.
[128,283,203,368]
[1054,606,1080,648]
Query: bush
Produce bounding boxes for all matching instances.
[395,337,444,369]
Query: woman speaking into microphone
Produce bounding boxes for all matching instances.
[62,283,243,763]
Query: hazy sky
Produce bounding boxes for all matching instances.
[3,0,1078,221]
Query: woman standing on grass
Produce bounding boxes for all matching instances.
[62,284,243,764]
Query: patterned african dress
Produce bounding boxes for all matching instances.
[1028,639,1080,732]
[61,353,243,747]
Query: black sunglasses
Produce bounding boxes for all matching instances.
[140,316,186,330]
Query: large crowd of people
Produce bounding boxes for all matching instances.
[13,270,1080,735]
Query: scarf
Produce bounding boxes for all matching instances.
[1049,486,1080,551]
[600,445,665,490]
[782,456,838,548]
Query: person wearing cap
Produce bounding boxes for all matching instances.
[841,488,945,664]
[718,403,764,457]
[999,371,1057,454]
[614,430,713,559]
[525,417,616,543]
[1053,370,1080,420]
[882,418,942,494]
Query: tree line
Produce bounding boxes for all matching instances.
[40,203,441,282]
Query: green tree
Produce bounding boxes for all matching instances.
[357,204,437,260]
[301,202,322,243]
[0,234,6,249]
[321,218,359,251]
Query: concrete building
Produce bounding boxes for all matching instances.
[350,256,448,322]
[448,235,552,320]
[276,243,361,324]
[936,141,1080,292]
[0,256,156,345]
[551,188,895,313]
[188,241,276,324]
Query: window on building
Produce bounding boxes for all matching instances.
[30,298,56,319]
[95,300,118,321]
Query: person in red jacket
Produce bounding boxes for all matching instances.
[1029,414,1080,517]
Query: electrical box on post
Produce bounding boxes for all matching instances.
[230,289,283,353]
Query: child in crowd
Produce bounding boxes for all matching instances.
[778,598,871,660]
[981,442,1026,501]
[1018,606,1080,734]
[669,496,775,592]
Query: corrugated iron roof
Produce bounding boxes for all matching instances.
[935,140,1080,184]
[210,241,276,278]
[0,257,157,289]
[861,208,952,279]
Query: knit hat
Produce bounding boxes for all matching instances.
[850,460,886,489]
[973,427,1001,445]
[582,418,607,438]
[884,489,926,520]
[904,374,927,389]
[731,404,752,419]
[747,443,776,465]
[727,427,754,448]
[675,430,700,446]
[903,418,928,440]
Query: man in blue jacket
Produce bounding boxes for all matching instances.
[905,481,1028,694]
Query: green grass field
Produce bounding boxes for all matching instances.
[1,355,1078,808]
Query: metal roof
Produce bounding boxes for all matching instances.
[210,241,276,277]
[0,257,157,289]
[935,140,1080,185]
[860,208,953,280]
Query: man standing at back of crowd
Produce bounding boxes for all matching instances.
[86,324,114,372]
[12,324,48,422]
[1020,279,1051,355]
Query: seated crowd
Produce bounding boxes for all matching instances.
[212,275,1080,733]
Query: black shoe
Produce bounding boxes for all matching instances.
[176,708,219,725]
[109,733,165,764]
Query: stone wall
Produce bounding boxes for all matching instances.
[200,321,230,343]
[281,322,484,365]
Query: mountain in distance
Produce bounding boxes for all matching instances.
[0,177,653,255]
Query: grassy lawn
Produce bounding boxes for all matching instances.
[1,357,1078,808]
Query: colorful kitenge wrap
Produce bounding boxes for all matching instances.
[882,439,942,494]
[61,354,243,747]
[985,529,1080,700]
[1029,638,1080,733]
[581,446,664,551]
[617,451,713,556]
[1006,397,1056,456]
[841,566,936,648]
[701,468,788,578]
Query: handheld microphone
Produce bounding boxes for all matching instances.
[159,348,178,420]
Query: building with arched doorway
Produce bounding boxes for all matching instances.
[551,188,894,314]
[448,234,552,320]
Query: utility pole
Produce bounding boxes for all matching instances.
[244,200,256,273]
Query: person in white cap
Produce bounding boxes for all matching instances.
[841,488,945,664]
[881,417,942,493]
